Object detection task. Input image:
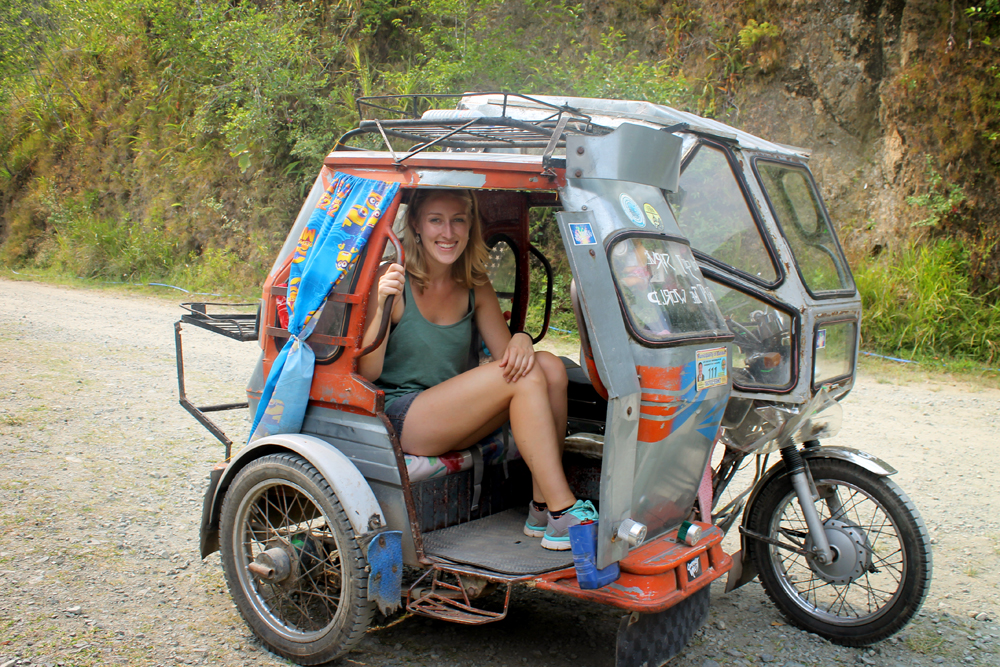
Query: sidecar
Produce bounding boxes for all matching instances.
[176,94,739,666]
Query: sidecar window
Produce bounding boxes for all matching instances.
[312,246,367,362]
[706,281,795,391]
[668,145,778,284]
[486,238,517,321]
[754,161,855,296]
[608,235,729,345]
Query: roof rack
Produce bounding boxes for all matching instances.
[335,92,612,167]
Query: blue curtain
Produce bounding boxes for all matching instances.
[248,173,400,442]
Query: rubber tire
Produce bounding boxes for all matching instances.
[746,458,931,646]
[219,453,374,665]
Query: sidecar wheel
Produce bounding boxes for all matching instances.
[746,458,931,646]
[219,453,374,664]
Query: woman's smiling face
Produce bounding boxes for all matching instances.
[414,193,471,268]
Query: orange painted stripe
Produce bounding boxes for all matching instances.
[640,392,678,404]
[637,365,683,392]
[638,416,674,443]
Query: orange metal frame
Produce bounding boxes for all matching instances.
[533,523,732,613]
[256,153,566,417]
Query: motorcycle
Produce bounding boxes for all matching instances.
[173,93,931,666]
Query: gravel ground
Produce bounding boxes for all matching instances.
[1,276,999,667]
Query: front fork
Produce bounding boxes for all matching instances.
[780,443,834,565]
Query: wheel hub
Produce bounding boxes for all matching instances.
[805,519,872,584]
[248,547,292,584]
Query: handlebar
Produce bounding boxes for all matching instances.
[358,229,405,358]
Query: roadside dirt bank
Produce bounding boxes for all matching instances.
[1,277,998,667]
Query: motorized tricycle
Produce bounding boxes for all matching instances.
[174,93,931,667]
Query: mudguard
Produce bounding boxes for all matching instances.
[198,433,402,612]
[725,445,896,592]
[616,586,710,667]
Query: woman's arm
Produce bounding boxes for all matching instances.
[358,263,404,381]
[473,281,535,382]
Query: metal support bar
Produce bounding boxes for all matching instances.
[738,526,811,557]
[175,321,244,459]
[781,446,833,564]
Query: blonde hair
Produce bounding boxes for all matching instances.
[403,189,490,291]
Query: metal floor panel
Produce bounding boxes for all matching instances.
[422,509,574,575]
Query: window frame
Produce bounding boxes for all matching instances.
[751,156,857,300]
[810,316,858,392]
[669,139,785,289]
[604,229,735,349]
[699,266,801,394]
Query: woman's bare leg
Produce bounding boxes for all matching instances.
[400,361,576,511]
[531,351,569,504]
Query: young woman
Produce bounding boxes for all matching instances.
[359,188,596,550]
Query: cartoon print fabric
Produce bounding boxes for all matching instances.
[248,173,400,442]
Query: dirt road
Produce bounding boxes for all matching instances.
[1,277,998,667]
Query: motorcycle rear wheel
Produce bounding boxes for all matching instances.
[746,458,931,646]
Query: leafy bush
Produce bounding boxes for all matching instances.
[855,240,1000,363]
[905,155,967,228]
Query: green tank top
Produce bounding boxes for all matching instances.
[376,276,475,405]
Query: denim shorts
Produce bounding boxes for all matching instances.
[385,391,420,440]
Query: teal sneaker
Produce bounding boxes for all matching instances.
[524,502,547,537]
[540,500,598,551]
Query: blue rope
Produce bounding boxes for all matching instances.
[861,350,1000,373]
[860,351,918,364]
[8,269,240,298]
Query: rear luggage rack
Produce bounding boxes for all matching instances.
[174,302,260,457]
[336,92,612,164]
[179,302,259,342]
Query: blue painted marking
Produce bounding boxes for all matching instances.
[366,530,403,614]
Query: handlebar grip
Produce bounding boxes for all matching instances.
[358,229,405,358]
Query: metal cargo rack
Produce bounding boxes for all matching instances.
[174,302,260,458]
[336,92,613,165]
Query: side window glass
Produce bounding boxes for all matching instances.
[668,145,778,283]
[312,247,367,361]
[755,161,854,294]
[486,239,517,324]
[707,281,794,390]
[609,235,729,344]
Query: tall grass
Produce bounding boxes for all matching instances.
[854,239,1000,364]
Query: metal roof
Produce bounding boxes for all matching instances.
[457,93,811,160]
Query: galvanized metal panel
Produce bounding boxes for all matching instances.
[302,407,401,485]
[566,123,682,192]
[557,123,732,568]
[556,209,642,569]
[629,343,729,538]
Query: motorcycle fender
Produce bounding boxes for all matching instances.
[801,445,897,477]
[200,433,386,559]
[726,445,896,592]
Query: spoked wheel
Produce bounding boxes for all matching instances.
[746,458,931,646]
[219,453,373,665]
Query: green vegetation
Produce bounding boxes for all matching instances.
[1,0,1000,366]
[0,0,711,296]
[906,155,967,229]
[855,240,1000,364]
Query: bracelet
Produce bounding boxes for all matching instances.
[512,330,531,338]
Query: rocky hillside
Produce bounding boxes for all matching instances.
[706,1,998,282]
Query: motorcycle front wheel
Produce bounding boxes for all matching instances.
[746,458,931,646]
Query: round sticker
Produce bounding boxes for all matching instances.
[620,194,645,227]
[643,203,663,228]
